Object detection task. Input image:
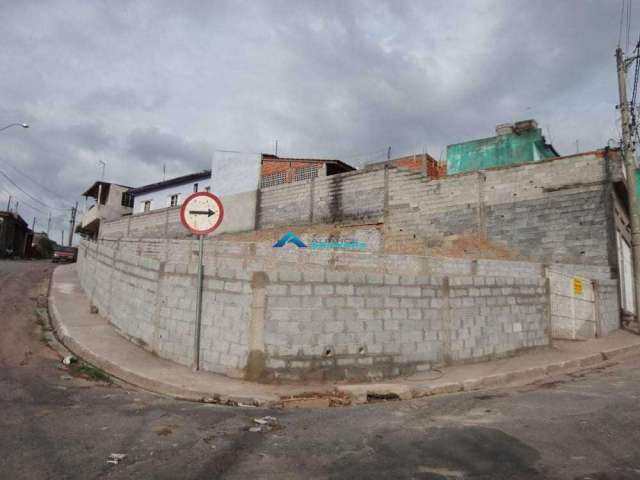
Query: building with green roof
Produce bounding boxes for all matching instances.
[447,119,559,174]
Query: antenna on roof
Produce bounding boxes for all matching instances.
[163,163,166,181]
[98,160,106,180]
[275,140,278,156]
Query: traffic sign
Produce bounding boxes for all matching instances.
[179,192,224,235]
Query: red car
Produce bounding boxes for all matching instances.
[52,247,77,263]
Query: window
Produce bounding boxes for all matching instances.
[143,201,151,213]
[293,165,319,182]
[170,194,179,207]
[260,171,287,188]
[121,192,134,208]
[205,186,210,192]
[193,183,198,192]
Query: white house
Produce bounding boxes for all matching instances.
[129,170,211,214]
[77,181,133,239]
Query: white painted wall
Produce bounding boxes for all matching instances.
[209,151,261,233]
[211,151,261,196]
[548,270,596,340]
[133,178,211,214]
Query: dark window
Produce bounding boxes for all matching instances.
[143,200,151,212]
[170,194,179,207]
[121,192,134,208]
[193,183,198,192]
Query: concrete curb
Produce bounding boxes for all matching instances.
[47,284,279,407]
[47,268,640,408]
[403,348,640,401]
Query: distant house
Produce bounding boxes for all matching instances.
[128,170,212,214]
[446,119,559,174]
[76,181,132,239]
[366,153,447,179]
[0,211,32,257]
[259,154,355,188]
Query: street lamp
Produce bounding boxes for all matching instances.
[0,123,29,133]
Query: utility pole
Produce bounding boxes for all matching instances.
[61,229,64,245]
[616,46,640,319]
[47,212,51,237]
[6,195,11,211]
[68,201,78,246]
[31,217,36,232]
[14,201,18,215]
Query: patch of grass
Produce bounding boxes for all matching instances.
[78,363,112,383]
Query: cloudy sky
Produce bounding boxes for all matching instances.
[0,0,631,242]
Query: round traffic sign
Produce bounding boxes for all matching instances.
[179,192,224,235]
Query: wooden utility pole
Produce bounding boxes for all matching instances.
[47,212,51,237]
[616,46,640,319]
[6,195,11,211]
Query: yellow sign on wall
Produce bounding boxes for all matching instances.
[573,278,583,296]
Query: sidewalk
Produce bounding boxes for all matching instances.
[49,264,640,407]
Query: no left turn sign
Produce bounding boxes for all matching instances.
[179,191,224,235]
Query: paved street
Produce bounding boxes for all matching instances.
[1,260,640,480]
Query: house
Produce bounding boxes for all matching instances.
[76,181,132,239]
[128,170,211,214]
[0,211,32,257]
[259,154,355,188]
[366,153,447,178]
[447,119,559,174]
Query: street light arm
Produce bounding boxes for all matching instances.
[0,123,28,133]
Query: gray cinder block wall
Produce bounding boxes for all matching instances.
[99,149,625,271]
[76,238,618,382]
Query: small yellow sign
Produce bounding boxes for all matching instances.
[573,278,583,296]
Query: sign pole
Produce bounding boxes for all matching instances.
[193,234,205,371]
[179,191,224,372]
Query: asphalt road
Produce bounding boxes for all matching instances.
[1,260,640,480]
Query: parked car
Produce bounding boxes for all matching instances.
[52,247,77,263]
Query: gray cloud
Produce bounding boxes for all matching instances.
[0,0,630,242]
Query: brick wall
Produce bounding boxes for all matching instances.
[386,154,447,178]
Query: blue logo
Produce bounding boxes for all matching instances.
[273,231,367,250]
[273,231,307,248]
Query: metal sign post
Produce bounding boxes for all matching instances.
[193,234,205,371]
[179,192,224,371]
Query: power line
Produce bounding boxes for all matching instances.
[0,169,68,211]
[0,183,50,215]
[1,160,69,203]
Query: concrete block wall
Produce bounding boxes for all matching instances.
[97,151,621,272]
[257,167,386,229]
[76,238,587,382]
[263,271,549,380]
[78,241,253,376]
[386,151,613,264]
[99,207,183,240]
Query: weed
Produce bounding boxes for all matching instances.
[78,363,112,383]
